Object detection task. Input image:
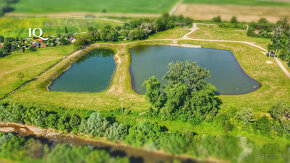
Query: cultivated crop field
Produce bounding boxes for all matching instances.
[176,0,290,22]
[0,17,121,38]
[11,0,178,13]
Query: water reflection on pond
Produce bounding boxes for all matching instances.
[130,45,260,95]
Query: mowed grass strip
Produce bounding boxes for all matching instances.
[11,0,177,14]
[0,17,121,38]
[0,45,74,98]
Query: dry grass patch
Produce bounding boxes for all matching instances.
[174,4,290,22]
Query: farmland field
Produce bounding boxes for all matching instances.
[0,17,121,38]
[184,0,290,6]
[11,0,178,13]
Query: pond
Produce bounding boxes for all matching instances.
[49,49,116,92]
[129,45,260,95]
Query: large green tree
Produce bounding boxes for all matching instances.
[143,61,220,121]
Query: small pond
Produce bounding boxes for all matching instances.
[49,49,116,92]
[129,45,260,95]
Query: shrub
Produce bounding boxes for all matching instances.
[213,16,222,23]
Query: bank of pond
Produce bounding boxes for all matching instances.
[49,45,260,95]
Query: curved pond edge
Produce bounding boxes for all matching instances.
[128,45,261,95]
[46,47,118,93]
[0,122,204,163]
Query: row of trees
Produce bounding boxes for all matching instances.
[0,101,288,162]
[75,15,193,48]
[247,18,273,38]
[143,61,221,123]
[0,133,129,163]
[267,17,289,64]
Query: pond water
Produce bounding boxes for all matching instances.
[49,49,116,92]
[130,45,260,95]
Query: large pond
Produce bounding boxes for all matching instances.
[49,49,116,92]
[130,45,260,95]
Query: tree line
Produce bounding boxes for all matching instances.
[75,15,193,47]
[0,133,129,163]
[0,100,288,162]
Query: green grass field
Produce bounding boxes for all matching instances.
[184,0,290,6]
[0,45,74,98]
[11,0,177,13]
[0,17,121,38]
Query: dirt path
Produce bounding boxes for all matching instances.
[169,0,183,16]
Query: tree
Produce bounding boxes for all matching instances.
[255,115,272,135]
[69,114,81,133]
[164,61,210,92]
[213,16,222,23]
[0,35,4,42]
[142,76,166,109]
[144,61,220,121]
[237,108,255,124]
[74,35,91,48]
[64,26,69,34]
[230,16,238,24]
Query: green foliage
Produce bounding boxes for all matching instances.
[269,102,290,134]
[74,35,91,48]
[237,108,255,124]
[144,61,220,122]
[87,15,193,42]
[0,133,130,163]
[230,16,238,24]
[247,18,273,38]
[126,120,162,147]
[159,132,187,154]
[267,17,289,63]
[254,115,272,135]
[213,16,222,23]
[142,76,166,110]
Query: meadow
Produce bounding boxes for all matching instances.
[0,17,121,38]
[0,45,74,98]
[11,0,177,14]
